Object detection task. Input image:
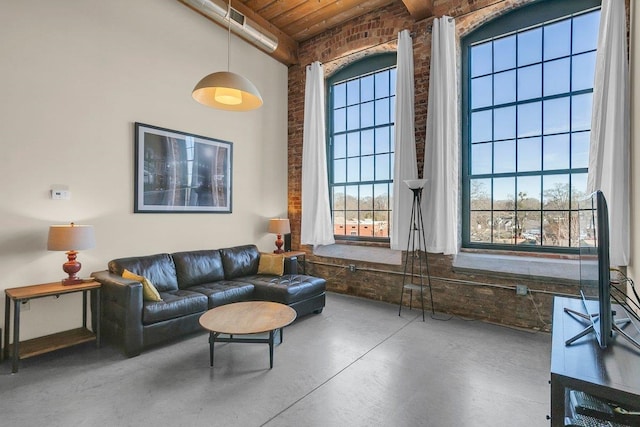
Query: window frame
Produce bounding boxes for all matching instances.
[461,0,602,254]
[326,53,397,243]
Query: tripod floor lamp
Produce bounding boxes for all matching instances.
[398,179,435,321]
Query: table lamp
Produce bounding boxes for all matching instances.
[268,218,290,254]
[47,222,96,285]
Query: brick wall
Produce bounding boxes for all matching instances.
[287,0,584,332]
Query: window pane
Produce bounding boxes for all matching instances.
[333,134,346,159]
[347,80,359,105]
[494,35,516,72]
[573,11,600,54]
[472,75,492,108]
[470,211,492,242]
[471,142,492,175]
[472,110,492,143]
[571,172,588,204]
[470,178,491,209]
[544,20,571,60]
[347,157,359,182]
[493,211,515,244]
[361,130,374,155]
[543,211,569,246]
[517,64,541,101]
[544,58,570,96]
[375,127,390,153]
[543,97,570,135]
[334,108,346,133]
[361,75,374,102]
[390,69,397,95]
[345,186,358,209]
[494,140,516,173]
[517,102,541,137]
[347,132,359,157]
[518,211,541,245]
[571,131,590,169]
[494,106,515,140]
[517,175,541,209]
[375,154,390,180]
[543,134,570,170]
[494,70,516,105]
[334,83,346,108]
[471,42,492,77]
[333,186,345,209]
[375,71,389,98]
[347,105,359,130]
[518,28,542,66]
[361,155,374,181]
[375,98,390,125]
[543,174,570,209]
[572,52,596,91]
[334,159,346,183]
[517,137,541,172]
[361,101,374,128]
[493,177,515,209]
[572,93,592,132]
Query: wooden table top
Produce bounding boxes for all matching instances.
[5,280,101,300]
[199,301,297,335]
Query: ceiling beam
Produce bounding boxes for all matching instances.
[400,0,433,21]
[178,0,299,66]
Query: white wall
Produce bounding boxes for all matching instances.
[0,0,288,339]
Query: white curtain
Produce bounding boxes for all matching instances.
[587,0,629,266]
[390,30,418,250]
[422,16,459,255]
[301,61,335,247]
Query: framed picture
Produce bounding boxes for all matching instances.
[134,122,232,213]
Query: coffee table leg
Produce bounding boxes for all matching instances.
[269,330,275,369]
[209,332,216,367]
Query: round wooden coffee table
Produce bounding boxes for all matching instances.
[199,301,297,369]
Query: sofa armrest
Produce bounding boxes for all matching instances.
[91,270,144,357]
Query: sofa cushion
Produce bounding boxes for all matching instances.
[220,245,260,280]
[257,253,285,276]
[142,289,208,325]
[109,253,179,292]
[122,269,162,302]
[172,250,225,288]
[187,280,255,308]
[247,274,327,305]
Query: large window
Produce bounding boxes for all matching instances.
[462,0,601,252]
[328,54,396,241]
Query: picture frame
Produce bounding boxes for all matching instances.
[134,122,232,213]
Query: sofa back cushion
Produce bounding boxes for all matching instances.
[220,245,260,280]
[172,250,225,289]
[108,253,179,292]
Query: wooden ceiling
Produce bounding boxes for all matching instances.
[180,0,433,65]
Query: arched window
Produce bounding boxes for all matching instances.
[461,0,601,252]
[327,53,397,242]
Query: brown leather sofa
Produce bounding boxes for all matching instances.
[91,244,325,357]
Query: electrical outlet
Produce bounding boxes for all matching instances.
[348,264,356,272]
[516,284,528,296]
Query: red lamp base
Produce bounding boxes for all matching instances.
[61,250,83,286]
[273,234,284,254]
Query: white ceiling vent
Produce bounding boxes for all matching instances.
[183,0,279,53]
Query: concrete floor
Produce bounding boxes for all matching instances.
[0,292,552,427]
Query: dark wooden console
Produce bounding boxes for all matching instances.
[550,296,640,426]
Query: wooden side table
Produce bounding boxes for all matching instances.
[3,280,101,373]
[283,251,306,274]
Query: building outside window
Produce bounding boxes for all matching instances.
[327,54,397,242]
[462,0,601,252]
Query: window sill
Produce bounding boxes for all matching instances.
[312,243,402,265]
[453,251,580,282]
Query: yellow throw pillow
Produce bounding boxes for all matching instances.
[122,269,163,302]
[257,253,285,276]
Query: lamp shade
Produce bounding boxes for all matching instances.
[47,223,96,251]
[268,218,290,235]
[192,71,263,111]
[404,179,428,190]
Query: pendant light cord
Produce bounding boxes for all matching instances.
[227,0,231,72]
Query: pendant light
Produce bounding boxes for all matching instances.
[192,0,263,111]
